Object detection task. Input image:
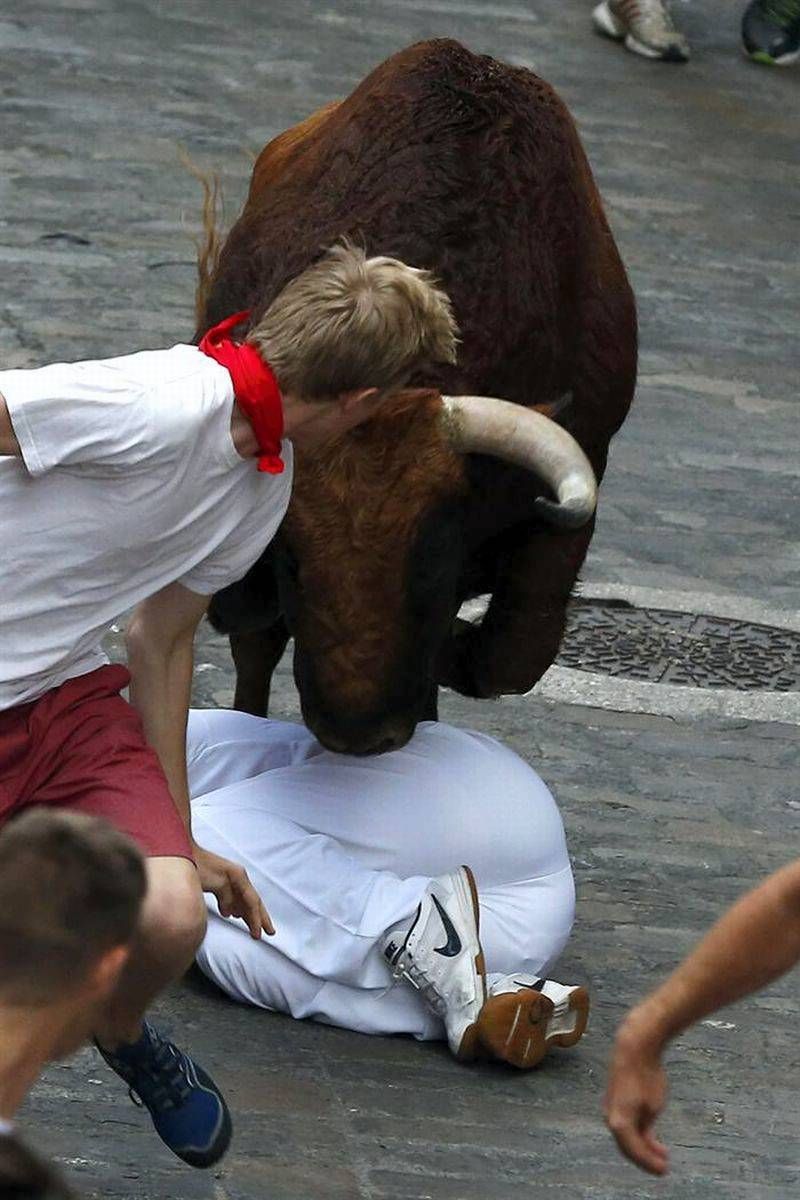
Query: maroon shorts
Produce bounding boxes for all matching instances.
[0,664,193,860]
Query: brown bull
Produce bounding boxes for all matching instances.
[199,38,637,754]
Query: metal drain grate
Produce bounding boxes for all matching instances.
[558,600,800,691]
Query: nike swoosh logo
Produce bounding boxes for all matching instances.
[432,895,462,957]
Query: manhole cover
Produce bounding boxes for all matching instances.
[558,600,800,691]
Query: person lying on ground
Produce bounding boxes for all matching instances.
[0,240,457,1169]
[605,857,800,1175]
[0,810,146,1198]
[187,708,589,1067]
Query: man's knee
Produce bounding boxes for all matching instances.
[140,857,207,960]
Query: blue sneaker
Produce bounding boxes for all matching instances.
[96,1022,232,1168]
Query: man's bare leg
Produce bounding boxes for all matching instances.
[94,857,206,1049]
[92,856,231,1169]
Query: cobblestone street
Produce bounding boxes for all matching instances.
[3,1,799,1197]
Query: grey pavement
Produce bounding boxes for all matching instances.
[2,1,799,1197]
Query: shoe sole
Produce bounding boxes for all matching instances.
[744,44,800,65]
[454,865,488,1062]
[592,0,690,60]
[178,1097,233,1169]
[475,986,590,1069]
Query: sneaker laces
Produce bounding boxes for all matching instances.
[390,952,448,1019]
[120,1026,193,1113]
[616,0,682,36]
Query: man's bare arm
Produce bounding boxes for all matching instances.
[126,582,273,939]
[0,393,21,457]
[126,582,208,828]
[605,859,800,1175]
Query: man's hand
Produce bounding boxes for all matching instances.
[604,1021,669,1177]
[194,844,275,940]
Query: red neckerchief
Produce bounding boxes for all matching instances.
[198,310,285,474]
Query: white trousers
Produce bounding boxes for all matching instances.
[188,710,575,1041]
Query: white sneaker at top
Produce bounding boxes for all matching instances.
[383,866,487,1059]
[593,0,691,60]
[477,974,590,1069]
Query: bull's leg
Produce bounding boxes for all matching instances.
[439,522,594,699]
[229,621,290,716]
[444,267,634,702]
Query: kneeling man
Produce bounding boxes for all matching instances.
[188,710,588,1068]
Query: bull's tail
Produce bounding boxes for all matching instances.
[179,148,225,330]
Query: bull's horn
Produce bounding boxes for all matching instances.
[442,393,597,530]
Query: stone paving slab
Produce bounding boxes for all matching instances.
[3,0,799,1197]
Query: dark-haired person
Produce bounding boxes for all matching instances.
[0,242,458,1166]
[186,709,589,1068]
[0,809,146,1198]
[605,858,800,1175]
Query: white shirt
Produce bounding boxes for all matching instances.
[0,344,293,710]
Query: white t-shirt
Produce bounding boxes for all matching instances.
[0,344,293,710]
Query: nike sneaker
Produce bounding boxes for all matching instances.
[383,866,487,1059]
[592,0,691,60]
[477,974,590,1069]
[741,0,800,63]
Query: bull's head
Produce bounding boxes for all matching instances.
[274,389,596,754]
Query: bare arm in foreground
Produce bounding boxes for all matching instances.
[127,582,274,939]
[0,392,21,456]
[605,858,800,1176]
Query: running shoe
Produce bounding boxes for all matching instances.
[741,0,800,63]
[383,868,590,1069]
[477,974,590,1069]
[383,866,487,1060]
[593,0,691,60]
[96,1022,232,1168]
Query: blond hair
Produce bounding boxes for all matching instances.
[247,240,459,399]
